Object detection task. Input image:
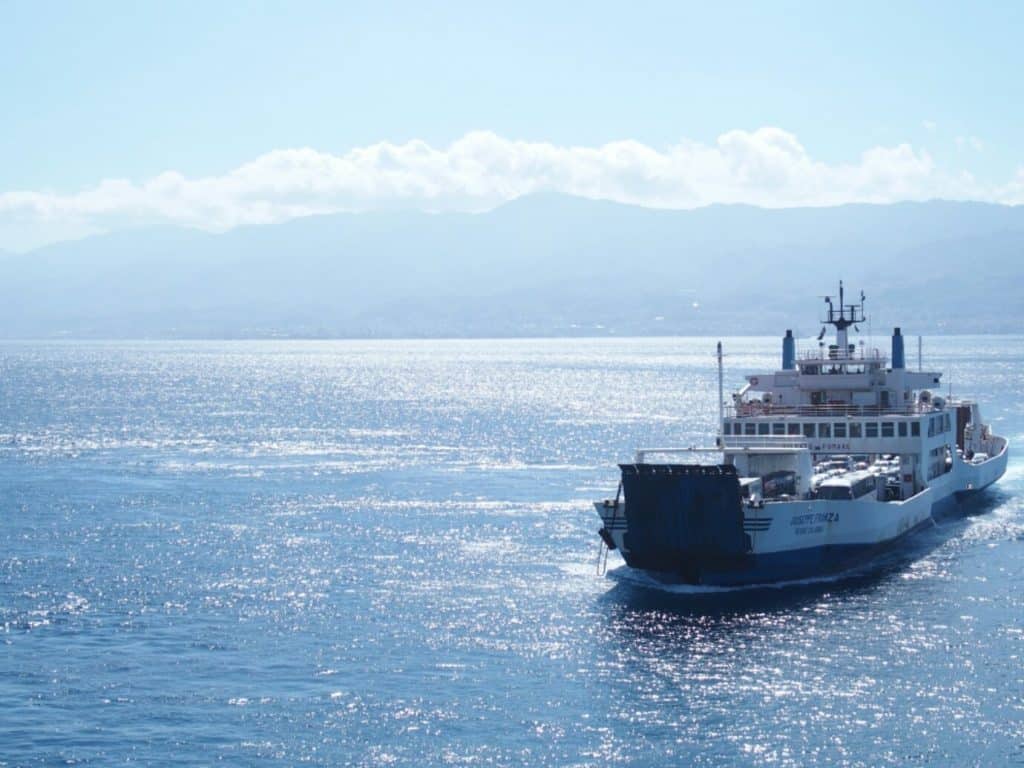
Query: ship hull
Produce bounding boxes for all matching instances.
[652,519,934,586]
[595,444,1008,587]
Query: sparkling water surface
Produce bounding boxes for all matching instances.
[1,337,1022,766]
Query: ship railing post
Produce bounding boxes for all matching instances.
[717,341,724,447]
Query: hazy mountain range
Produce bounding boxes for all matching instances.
[2,195,1022,339]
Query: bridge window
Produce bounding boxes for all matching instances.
[944,414,952,432]
[787,423,801,435]
[882,422,895,437]
[803,423,815,438]
[758,422,770,435]
[911,421,920,437]
[819,423,832,438]
[866,422,879,438]
[745,422,756,436]
[772,422,785,435]
[850,423,862,438]
[898,422,907,437]
[834,423,847,438]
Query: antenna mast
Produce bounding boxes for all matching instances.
[821,280,867,356]
[717,341,724,446]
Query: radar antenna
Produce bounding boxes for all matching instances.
[819,281,868,359]
[821,280,867,331]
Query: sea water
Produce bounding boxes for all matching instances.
[1,337,1022,766]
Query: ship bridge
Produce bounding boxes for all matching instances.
[733,282,943,416]
[719,283,979,498]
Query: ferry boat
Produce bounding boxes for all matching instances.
[593,284,1008,585]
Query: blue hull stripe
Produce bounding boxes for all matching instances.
[621,518,935,586]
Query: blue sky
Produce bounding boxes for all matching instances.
[1,1,1023,250]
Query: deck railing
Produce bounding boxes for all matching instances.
[720,437,810,450]
[633,439,812,461]
[633,446,724,463]
[729,402,939,418]
[796,347,886,363]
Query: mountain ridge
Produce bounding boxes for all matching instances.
[3,196,1022,338]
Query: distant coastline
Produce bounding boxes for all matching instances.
[4,332,1021,344]
[2,196,1022,339]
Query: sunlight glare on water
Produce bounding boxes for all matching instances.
[1,337,1023,766]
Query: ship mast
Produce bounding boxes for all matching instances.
[717,341,724,446]
[822,280,867,357]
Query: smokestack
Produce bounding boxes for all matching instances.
[892,327,905,369]
[782,329,795,370]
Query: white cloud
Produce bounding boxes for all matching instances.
[955,135,985,152]
[0,127,1021,251]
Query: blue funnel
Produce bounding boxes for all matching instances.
[892,327,905,369]
[782,329,795,370]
